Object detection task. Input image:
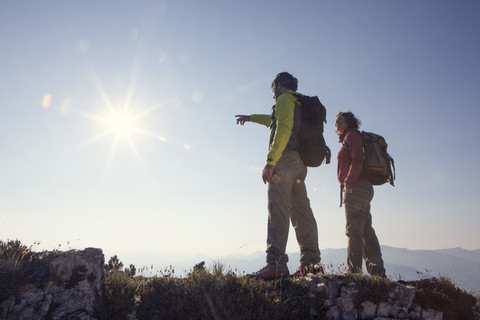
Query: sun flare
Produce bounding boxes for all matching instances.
[105,111,135,138]
[76,101,162,174]
[76,59,165,172]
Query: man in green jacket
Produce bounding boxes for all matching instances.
[235,72,322,280]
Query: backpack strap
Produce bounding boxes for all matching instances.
[339,132,350,207]
[342,137,350,150]
[388,154,395,186]
[339,184,344,207]
[325,146,331,164]
[342,131,352,150]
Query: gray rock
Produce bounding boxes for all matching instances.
[24,289,44,304]
[326,279,342,299]
[409,304,423,320]
[388,304,402,318]
[17,305,39,320]
[126,311,138,320]
[397,307,410,319]
[360,301,377,319]
[341,283,358,297]
[325,305,341,319]
[11,298,26,314]
[0,248,103,320]
[422,308,443,320]
[52,305,67,320]
[340,308,358,320]
[0,297,15,318]
[39,294,53,316]
[390,284,416,308]
[473,301,480,319]
[376,301,390,317]
[324,298,334,307]
[335,295,355,311]
[315,282,329,296]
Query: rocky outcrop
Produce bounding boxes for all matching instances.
[299,275,445,320]
[2,248,478,319]
[0,248,103,320]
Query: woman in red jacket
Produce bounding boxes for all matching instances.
[335,111,386,277]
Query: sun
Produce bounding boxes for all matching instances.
[105,110,135,138]
[76,101,161,173]
[75,57,164,172]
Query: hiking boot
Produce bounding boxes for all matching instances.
[293,264,324,277]
[249,265,290,281]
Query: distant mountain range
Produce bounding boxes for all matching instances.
[171,246,480,293]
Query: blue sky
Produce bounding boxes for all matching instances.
[1,0,479,270]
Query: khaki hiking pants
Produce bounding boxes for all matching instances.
[344,178,385,276]
[266,150,321,269]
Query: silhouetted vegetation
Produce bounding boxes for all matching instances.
[1,240,479,320]
[401,277,479,320]
[0,239,62,302]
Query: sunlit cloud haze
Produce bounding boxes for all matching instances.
[0,0,479,271]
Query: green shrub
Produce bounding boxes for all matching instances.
[0,239,61,302]
[135,272,325,320]
[351,275,395,308]
[404,276,478,320]
[97,270,142,320]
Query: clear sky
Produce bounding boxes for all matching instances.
[1,0,479,270]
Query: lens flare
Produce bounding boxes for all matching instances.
[42,94,52,108]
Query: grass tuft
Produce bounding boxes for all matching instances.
[0,239,62,302]
[401,276,478,320]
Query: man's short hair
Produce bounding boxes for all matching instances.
[272,72,298,91]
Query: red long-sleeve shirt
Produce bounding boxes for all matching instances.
[337,129,364,189]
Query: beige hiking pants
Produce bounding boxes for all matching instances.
[344,178,385,276]
[266,150,321,269]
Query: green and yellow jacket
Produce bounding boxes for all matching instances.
[250,90,302,166]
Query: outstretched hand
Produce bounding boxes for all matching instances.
[235,115,251,125]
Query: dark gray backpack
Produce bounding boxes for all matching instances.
[291,93,331,167]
